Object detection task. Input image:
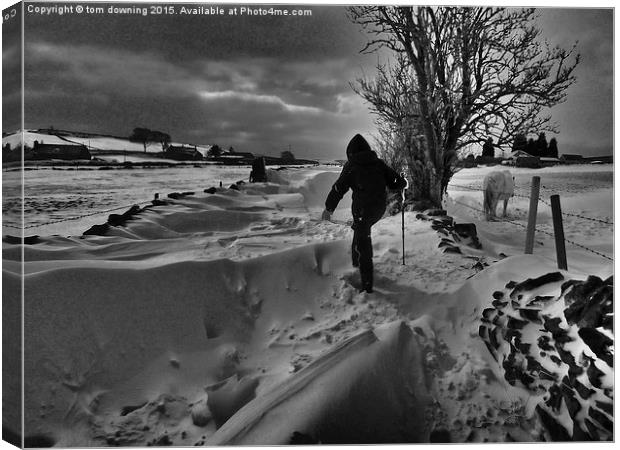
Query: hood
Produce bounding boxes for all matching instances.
[346,134,372,159]
[348,149,379,165]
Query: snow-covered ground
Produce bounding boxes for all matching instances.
[1,164,614,446]
[447,165,613,277]
[2,165,266,236]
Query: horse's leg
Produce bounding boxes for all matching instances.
[490,197,498,220]
[502,198,508,217]
[483,190,490,220]
[487,193,495,220]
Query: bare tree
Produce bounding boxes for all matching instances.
[150,131,171,152]
[352,54,432,201]
[207,145,223,158]
[349,6,579,206]
[372,126,406,172]
[129,127,153,153]
[129,128,171,153]
[281,150,295,161]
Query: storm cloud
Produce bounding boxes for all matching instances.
[4,2,614,159]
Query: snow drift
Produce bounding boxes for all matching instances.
[2,165,613,446]
[208,321,431,445]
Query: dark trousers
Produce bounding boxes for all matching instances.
[351,209,383,291]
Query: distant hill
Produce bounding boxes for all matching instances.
[2,129,319,166]
[2,129,212,155]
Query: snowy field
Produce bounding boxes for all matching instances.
[2,165,263,236]
[1,164,614,445]
[447,165,613,277]
[2,130,211,155]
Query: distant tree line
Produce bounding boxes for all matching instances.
[479,132,559,159]
[513,132,558,158]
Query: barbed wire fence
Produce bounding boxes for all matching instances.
[448,183,613,226]
[447,181,613,263]
[2,179,614,264]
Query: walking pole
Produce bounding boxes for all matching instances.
[401,194,406,265]
[401,172,408,266]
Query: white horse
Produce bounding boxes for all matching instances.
[483,170,514,220]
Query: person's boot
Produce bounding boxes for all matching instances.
[360,269,373,293]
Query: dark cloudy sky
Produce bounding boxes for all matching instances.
[2,2,614,159]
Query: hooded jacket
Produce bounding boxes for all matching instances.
[325,134,406,219]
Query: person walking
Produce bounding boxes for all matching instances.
[321,134,407,293]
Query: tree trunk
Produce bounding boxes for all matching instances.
[428,175,444,208]
[408,148,450,209]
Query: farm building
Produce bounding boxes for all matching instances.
[503,150,540,168]
[164,145,204,161]
[216,152,255,164]
[539,157,561,167]
[32,141,91,160]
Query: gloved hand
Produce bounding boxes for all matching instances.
[321,209,332,221]
[400,172,409,190]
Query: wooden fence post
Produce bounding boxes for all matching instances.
[524,176,540,254]
[550,194,568,270]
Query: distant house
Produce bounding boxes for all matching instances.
[194,146,212,159]
[216,152,255,164]
[218,151,255,160]
[560,154,584,164]
[506,150,532,160]
[539,157,561,167]
[165,145,203,161]
[32,140,91,160]
[502,150,538,167]
[503,151,541,168]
